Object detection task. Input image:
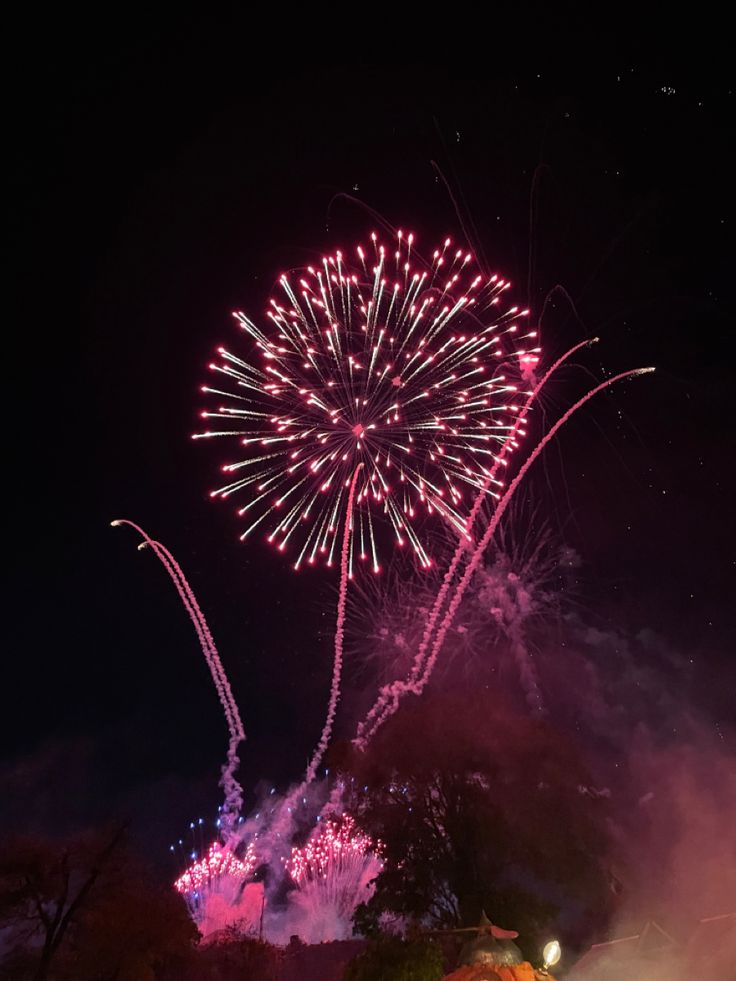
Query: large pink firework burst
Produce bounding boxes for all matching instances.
[194,232,539,573]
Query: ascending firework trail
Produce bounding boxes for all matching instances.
[304,464,363,785]
[111,519,245,834]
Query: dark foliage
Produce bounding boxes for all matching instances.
[176,929,280,980]
[340,692,613,955]
[0,827,197,980]
[345,935,444,981]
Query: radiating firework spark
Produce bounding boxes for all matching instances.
[286,814,383,933]
[174,840,257,920]
[194,232,538,574]
[353,512,568,700]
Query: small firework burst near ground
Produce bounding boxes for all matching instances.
[174,840,257,921]
[194,232,538,574]
[285,814,384,941]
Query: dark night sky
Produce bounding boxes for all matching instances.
[5,22,735,861]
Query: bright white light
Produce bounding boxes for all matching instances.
[543,939,561,967]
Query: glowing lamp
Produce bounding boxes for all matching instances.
[543,939,561,969]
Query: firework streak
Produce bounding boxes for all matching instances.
[111,519,245,833]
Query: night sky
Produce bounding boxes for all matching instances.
[6,23,734,865]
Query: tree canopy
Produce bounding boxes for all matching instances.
[338,692,613,952]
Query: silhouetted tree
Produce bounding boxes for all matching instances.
[341,692,613,954]
[0,825,196,980]
[0,825,128,980]
[177,929,280,981]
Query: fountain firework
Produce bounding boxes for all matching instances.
[174,840,257,921]
[284,814,384,943]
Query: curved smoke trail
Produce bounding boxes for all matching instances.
[112,519,245,834]
[354,338,597,748]
[304,464,364,785]
[150,538,245,829]
[357,366,654,745]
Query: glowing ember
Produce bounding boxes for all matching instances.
[195,231,538,573]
